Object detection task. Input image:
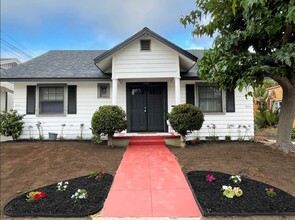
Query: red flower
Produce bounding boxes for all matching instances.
[268,188,274,192]
[34,194,41,200]
[95,171,105,180]
[40,191,46,198]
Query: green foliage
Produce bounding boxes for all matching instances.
[0,110,25,140]
[91,105,127,137]
[292,128,295,139]
[180,0,295,91]
[225,135,232,141]
[207,135,219,141]
[168,104,204,136]
[263,80,278,88]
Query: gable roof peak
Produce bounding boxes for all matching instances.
[94,27,198,64]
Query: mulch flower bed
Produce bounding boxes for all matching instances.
[4,173,113,217]
[188,171,295,216]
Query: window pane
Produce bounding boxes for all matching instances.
[97,84,110,98]
[199,86,222,112]
[40,101,64,113]
[39,86,64,114]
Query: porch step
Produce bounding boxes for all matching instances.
[129,136,165,146]
[129,140,165,146]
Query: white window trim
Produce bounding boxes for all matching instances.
[140,39,151,52]
[195,83,226,114]
[97,83,111,99]
[36,84,67,117]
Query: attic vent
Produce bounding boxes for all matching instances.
[140,40,151,51]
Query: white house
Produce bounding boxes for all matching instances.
[0,27,254,140]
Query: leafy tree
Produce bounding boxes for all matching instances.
[91,105,127,147]
[0,110,25,140]
[168,104,204,147]
[263,79,278,88]
[181,0,295,153]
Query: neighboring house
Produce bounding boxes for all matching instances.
[254,85,295,127]
[0,58,21,111]
[0,27,254,140]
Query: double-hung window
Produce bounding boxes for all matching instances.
[198,85,223,112]
[39,86,64,114]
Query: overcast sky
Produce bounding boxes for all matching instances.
[1,0,214,62]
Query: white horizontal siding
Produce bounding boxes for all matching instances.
[14,80,254,141]
[114,36,179,79]
[14,82,112,140]
[179,81,254,140]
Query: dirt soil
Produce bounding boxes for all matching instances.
[0,141,126,220]
[169,141,295,198]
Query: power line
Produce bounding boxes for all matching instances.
[1,31,36,57]
[1,39,33,60]
[1,46,29,61]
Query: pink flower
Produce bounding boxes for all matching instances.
[206,174,216,182]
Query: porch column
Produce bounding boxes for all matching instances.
[174,77,180,105]
[112,78,118,105]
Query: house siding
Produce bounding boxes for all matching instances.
[14,82,112,139]
[113,36,179,79]
[14,80,254,140]
[180,81,254,140]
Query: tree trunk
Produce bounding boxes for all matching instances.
[180,134,186,148]
[271,75,295,154]
[107,133,114,147]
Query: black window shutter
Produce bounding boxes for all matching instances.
[186,84,195,105]
[226,89,235,112]
[68,85,77,114]
[26,86,36,114]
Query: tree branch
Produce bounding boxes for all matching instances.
[282,23,293,45]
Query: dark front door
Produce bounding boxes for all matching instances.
[127,83,167,132]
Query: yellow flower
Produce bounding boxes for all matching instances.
[233,187,243,197]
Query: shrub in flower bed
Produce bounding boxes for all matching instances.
[4,173,113,217]
[187,171,295,216]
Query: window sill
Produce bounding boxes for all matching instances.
[203,112,226,115]
[37,114,67,117]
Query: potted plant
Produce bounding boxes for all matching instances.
[48,132,58,140]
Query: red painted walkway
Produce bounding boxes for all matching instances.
[102,136,202,217]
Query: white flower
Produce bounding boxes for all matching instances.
[71,195,74,198]
[222,185,232,190]
[65,181,69,184]
[57,182,62,186]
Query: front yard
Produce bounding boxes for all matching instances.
[1,140,295,219]
[0,141,125,219]
[169,141,295,197]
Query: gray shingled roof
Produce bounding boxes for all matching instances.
[0,49,204,81]
[0,50,110,80]
[181,50,204,79]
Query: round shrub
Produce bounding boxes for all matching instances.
[0,110,25,140]
[168,104,204,147]
[91,105,127,147]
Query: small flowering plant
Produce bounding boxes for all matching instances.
[229,175,242,184]
[205,174,216,183]
[56,181,69,191]
[71,189,88,202]
[266,187,277,197]
[89,171,105,181]
[26,191,46,202]
[222,186,243,198]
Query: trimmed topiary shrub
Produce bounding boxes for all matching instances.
[91,105,127,147]
[168,104,204,147]
[0,110,25,140]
